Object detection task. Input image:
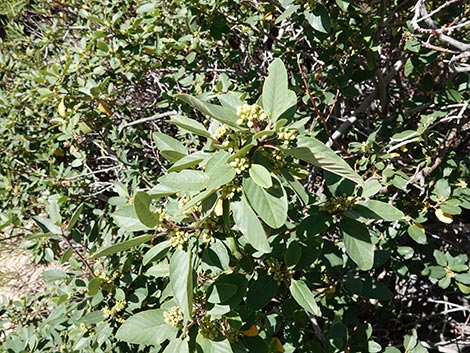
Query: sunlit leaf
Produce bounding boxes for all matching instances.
[170,248,193,322]
[340,218,374,270]
[261,58,297,121]
[290,279,321,316]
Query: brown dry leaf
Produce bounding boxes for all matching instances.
[240,324,259,337]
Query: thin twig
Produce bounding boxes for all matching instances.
[121,111,177,128]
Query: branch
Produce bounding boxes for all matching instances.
[326,60,403,147]
[121,111,177,128]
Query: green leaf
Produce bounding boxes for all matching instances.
[433,179,451,200]
[246,275,278,310]
[169,114,212,138]
[179,189,215,215]
[249,164,272,188]
[197,335,233,353]
[407,224,427,244]
[170,248,193,322]
[404,329,418,351]
[207,274,247,307]
[243,177,288,229]
[455,273,470,285]
[80,310,104,325]
[66,203,84,231]
[163,338,189,353]
[390,130,419,142]
[275,5,301,24]
[218,92,243,110]
[143,241,171,266]
[33,216,62,235]
[87,277,101,296]
[116,309,177,346]
[340,218,374,270]
[205,151,237,190]
[202,239,230,271]
[335,0,350,11]
[284,241,302,268]
[134,191,160,228]
[136,3,156,14]
[345,276,393,300]
[112,205,150,232]
[347,200,404,221]
[304,5,331,33]
[261,58,297,121]
[168,151,209,172]
[153,132,187,162]
[232,195,271,254]
[159,170,208,192]
[286,137,363,186]
[281,169,310,206]
[146,263,170,278]
[404,58,414,77]
[176,94,240,129]
[208,282,238,304]
[327,320,348,352]
[289,279,321,316]
[433,250,447,267]
[361,179,382,198]
[42,269,67,281]
[405,39,421,53]
[91,234,153,259]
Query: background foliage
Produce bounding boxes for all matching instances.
[1,0,470,352]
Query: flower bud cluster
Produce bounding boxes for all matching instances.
[266,257,292,285]
[154,208,167,231]
[97,270,118,291]
[221,182,242,200]
[101,299,126,319]
[114,299,126,312]
[101,306,112,319]
[229,157,250,175]
[199,315,220,340]
[169,230,189,249]
[178,196,199,216]
[319,195,356,214]
[236,104,267,128]
[278,127,297,147]
[213,125,228,141]
[163,306,184,329]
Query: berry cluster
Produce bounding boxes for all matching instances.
[223,327,240,343]
[319,195,356,214]
[198,315,220,340]
[229,157,250,175]
[266,257,292,285]
[169,230,189,249]
[163,306,184,329]
[236,103,268,128]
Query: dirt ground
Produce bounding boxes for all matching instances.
[0,242,49,302]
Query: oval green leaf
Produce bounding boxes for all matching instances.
[249,164,272,188]
[289,279,321,316]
